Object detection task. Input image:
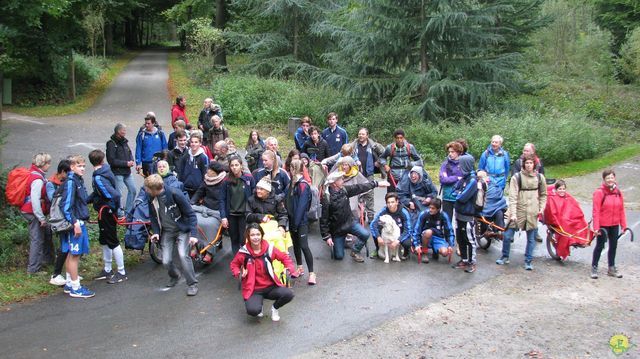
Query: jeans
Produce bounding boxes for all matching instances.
[115,174,137,214]
[592,225,619,267]
[22,213,54,273]
[332,221,370,260]
[501,228,537,263]
[245,285,295,316]
[161,231,198,286]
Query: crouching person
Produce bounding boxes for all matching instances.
[370,192,412,262]
[320,171,389,262]
[413,199,454,263]
[145,174,200,296]
[230,224,297,322]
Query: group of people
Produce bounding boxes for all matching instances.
[16,96,629,321]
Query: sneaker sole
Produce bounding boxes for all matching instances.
[69,292,95,298]
[107,277,128,284]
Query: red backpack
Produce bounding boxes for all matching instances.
[5,167,32,207]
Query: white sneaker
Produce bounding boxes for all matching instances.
[257,311,264,318]
[271,306,280,322]
[49,275,66,286]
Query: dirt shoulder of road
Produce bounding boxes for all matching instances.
[300,260,639,359]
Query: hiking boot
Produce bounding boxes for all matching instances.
[107,272,128,284]
[452,260,467,269]
[49,274,66,286]
[465,263,477,273]
[495,257,510,265]
[421,254,430,263]
[271,305,280,322]
[351,251,365,263]
[607,266,622,278]
[166,275,180,288]
[535,233,543,243]
[186,284,198,296]
[69,286,95,298]
[590,266,598,279]
[369,249,379,259]
[93,269,113,281]
[524,262,534,271]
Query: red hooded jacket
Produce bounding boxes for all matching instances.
[20,165,49,215]
[230,240,295,300]
[171,104,189,127]
[592,183,627,231]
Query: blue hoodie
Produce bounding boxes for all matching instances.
[89,164,121,211]
[60,172,90,224]
[478,145,510,190]
[370,206,412,245]
[294,127,310,151]
[135,127,167,164]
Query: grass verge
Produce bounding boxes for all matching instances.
[5,52,138,118]
[545,143,640,179]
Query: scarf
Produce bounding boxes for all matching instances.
[205,171,227,186]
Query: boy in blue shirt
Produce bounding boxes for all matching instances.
[412,199,455,263]
[59,155,94,298]
[88,150,128,284]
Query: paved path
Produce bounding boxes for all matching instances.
[1,51,639,358]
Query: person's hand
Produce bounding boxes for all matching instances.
[422,198,431,205]
[409,202,415,210]
[322,164,328,173]
[262,216,271,223]
[40,220,48,227]
[221,218,229,229]
[150,234,160,242]
[135,165,142,171]
[278,227,286,236]
[189,237,198,246]
[127,161,135,167]
[446,247,453,256]
[414,246,422,254]
[377,180,390,187]
[384,165,390,173]
[73,222,82,238]
[241,267,248,278]
[510,215,517,222]
[326,238,334,247]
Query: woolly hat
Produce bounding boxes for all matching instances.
[410,166,423,179]
[256,177,272,192]
[458,155,475,175]
[299,153,310,161]
[325,171,345,185]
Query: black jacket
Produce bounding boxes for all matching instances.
[190,182,223,211]
[168,147,188,174]
[106,134,134,176]
[320,181,377,239]
[302,138,330,162]
[246,192,288,230]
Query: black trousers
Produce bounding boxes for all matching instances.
[245,285,295,316]
[228,214,246,254]
[592,225,620,267]
[291,224,313,272]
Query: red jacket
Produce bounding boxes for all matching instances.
[230,240,295,300]
[171,104,189,127]
[20,165,49,215]
[592,183,627,231]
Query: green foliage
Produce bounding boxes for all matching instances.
[526,0,616,82]
[618,27,640,82]
[184,18,225,59]
[0,167,29,268]
[592,0,640,50]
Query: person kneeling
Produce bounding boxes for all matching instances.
[413,199,454,263]
[230,224,297,322]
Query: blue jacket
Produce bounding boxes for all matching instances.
[453,174,478,218]
[478,146,510,190]
[412,210,455,248]
[252,168,290,196]
[321,125,348,157]
[396,170,438,208]
[294,127,310,152]
[285,178,311,231]
[148,186,198,237]
[220,174,255,219]
[60,172,90,224]
[89,165,121,211]
[177,149,209,192]
[481,181,508,217]
[135,127,167,164]
[370,206,412,245]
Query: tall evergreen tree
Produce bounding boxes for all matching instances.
[592,0,640,51]
[309,0,527,120]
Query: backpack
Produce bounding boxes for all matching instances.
[5,167,36,207]
[390,142,412,159]
[474,180,488,213]
[514,172,542,193]
[48,184,73,233]
[308,184,322,221]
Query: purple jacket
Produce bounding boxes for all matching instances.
[439,157,464,202]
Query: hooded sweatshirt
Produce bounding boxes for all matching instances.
[135,126,167,164]
[178,147,209,192]
[89,164,121,211]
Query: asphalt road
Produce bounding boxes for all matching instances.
[1,50,638,359]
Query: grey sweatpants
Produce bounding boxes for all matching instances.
[22,213,55,273]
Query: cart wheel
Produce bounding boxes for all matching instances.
[149,239,163,264]
[475,221,492,250]
[546,231,560,261]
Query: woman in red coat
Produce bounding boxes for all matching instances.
[230,223,297,321]
[591,169,628,279]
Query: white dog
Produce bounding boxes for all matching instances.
[378,215,401,263]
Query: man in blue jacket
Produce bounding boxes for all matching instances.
[321,112,348,157]
[146,174,200,296]
[136,114,168,176]
[412,199,455,263]
[88,150,127,284]
[294,116,312,151]
[397,166,438,216]
[370,192,412,261]
[478,135,510,191]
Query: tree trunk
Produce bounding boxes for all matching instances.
[214,0,228,70]
[419,1,429,97]
[105,22,113,55]
[68,51,76,101]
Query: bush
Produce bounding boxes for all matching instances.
[74,54,111,94]
[0,168,29,269]
[619,27,640,83]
